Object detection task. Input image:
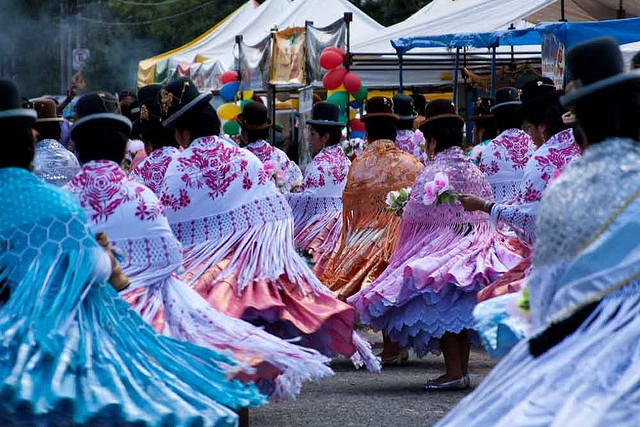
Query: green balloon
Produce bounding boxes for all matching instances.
[327,91,349,107]
[240,99,251,111]
[223,120,240,136]
[339,114,348,124]
[352,85,368,102]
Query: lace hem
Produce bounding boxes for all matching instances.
[171,194,292,247]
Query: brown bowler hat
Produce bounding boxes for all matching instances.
[361,96,399,122]
[237,101,272,131]
[34,98,63,123]
[419,99,464,133]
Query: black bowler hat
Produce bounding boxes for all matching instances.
[361,96,399,122]
[135,84,164,126]
[161,77,213,129]
[392,94,417,121]
[518,77,562,121]
[561,37,640,107]
[490,87,521,113]
[0,79,37,124]
[469,97,495,121]
[237,101,272,131]
[306,102,345,127]
[70,91,132,140]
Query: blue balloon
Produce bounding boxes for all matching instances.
[349,100,362,109]
[219,81,240,102]
[350,130,365,139]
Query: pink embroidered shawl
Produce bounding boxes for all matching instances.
[480,129,535,203]
[130,146,180,196]
[65,159,334,401]
[286,145,351,274]
[395,129,427,164]
[245,139,303,193]
[160,135,379,372]
[491,128,581,246]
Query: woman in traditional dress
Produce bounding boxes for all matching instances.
[238,101,302,193]
[439,37,640,426]
[31,97,80,186]
[477,88,534,203]
[0,81,264,426]
[466,96,498,165]
[460,78,582,358]
[321,97,423,302]
[393,94,427,164]
[349,99,523,389]
[158,78,380,372]
[130,84,181,196]
[286,102,350,276]
[66,91,333,402]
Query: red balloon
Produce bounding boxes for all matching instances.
[323,46,346,58]
[221,71,239,84]
[343,72,362,94]
[322,68,348,90]
[320,50,344,70]
[349,118,365,132]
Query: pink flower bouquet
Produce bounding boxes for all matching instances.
[422,172,459,206]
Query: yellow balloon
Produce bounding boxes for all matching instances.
[349,108,357,120]
[218,103,241,121]
[237,91,254,100]
[327,85,346,98]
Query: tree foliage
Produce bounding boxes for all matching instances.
[348,0,432,26]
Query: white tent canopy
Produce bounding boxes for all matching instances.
[144,0,383,79]
[529,0,640,22]
[350,0,555,88]
[351,0,559,54]
[167,0,291,72]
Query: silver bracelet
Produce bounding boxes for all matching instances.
[483,200,492,213]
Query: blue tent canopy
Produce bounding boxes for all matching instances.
[391,17,640,54]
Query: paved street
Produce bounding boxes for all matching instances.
[252,332,496,427]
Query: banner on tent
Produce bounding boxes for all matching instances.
[542,33,565,90]
[306,19,347,83]
[191,60,225,91]
[239,36,272,91]
[298,85,314,172]
[270,27,306,86]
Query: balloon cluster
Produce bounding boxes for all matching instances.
[217,70,254,136]
[320,47,367,124]
[349,118,365,140]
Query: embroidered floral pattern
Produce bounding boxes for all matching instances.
[172,136,252,203]
[130,146,180,196]
[66,160,163,223]
[480,129,535,204]
[160,188,191,212]
[301,145,350,193]
[395,130,427,165]
[246,140,303,193]
[493,129,581,245]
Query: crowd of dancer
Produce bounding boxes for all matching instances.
[1,36,640,426]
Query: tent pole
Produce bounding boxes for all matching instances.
[344,12,352,138]
[453,47,460,107]
[560,0,566,21]
[305,20,313,86]
[490,47,497,98]
[269,26,277,144]
[235,35,243,99]
[398,53,404,93]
